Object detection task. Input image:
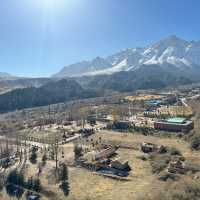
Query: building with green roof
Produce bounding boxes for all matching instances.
[154,117,194,133]
[166,117,186,124]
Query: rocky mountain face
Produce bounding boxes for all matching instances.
[53,57,112,77]
[81,64,194,92]
[53,35,200,78]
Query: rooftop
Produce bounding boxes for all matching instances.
[166,117,186,124]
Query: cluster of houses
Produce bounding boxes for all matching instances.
[77,143,131,178]
[86,90,194,134]
[109,116,194,133]
[112,92,194,133]
[140,142,188,176]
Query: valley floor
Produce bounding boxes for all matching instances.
[1,130,199,200]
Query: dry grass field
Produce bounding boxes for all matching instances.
[64,130,200,200]
[125,94,162,102]
[1,130,199,200]
[157,105,193,117]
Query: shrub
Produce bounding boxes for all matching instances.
[185,130,200,150]
[157,178,200,200]
[158,171,180,181]
[150,154,170,174]
[142,177,200,200]
[74,144,82,160]
[184,162,200,174]
[42,154,47,166]
[169,147,182,156]
[190,135,200,150]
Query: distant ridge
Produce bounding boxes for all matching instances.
[0,72,16,80]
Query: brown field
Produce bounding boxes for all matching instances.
[65,130,199,200]
[157,105,193,117]
[125,94,162,102]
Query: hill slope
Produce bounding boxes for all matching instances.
[0,79,99,113]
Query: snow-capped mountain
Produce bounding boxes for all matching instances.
[53,57,112,77]
[53,35,200,77]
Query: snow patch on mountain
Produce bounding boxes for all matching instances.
[143,55,159,65]
[84,59,128,75]
[167,57,192,67]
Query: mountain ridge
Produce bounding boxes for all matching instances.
[53,35,200,78]
[0,72,17,80]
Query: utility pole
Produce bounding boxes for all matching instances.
[48,105,51,120]
[5,134,9,157]
[129,104,131,117]
[0,139,2,159]
[54,136,59,172]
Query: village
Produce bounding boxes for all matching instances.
[0,86,200,200]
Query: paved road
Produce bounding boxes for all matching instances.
[181,94,200,108]
[181,98,189,107]
[0,133,81,148]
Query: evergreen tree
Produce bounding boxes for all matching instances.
[0,177,3,191]
[6,170,24,187]
[26,177,33,190]
[59,164,70,196]
[74,144,82,160]
[60,181,69,196]
[32,178,41,192]
[42,154,47,166]
[60,164,68,182]
[6,170,25,198]
[29,146,37,164]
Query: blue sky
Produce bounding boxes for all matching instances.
[0,0,200,77]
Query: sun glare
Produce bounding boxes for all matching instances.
[29,0,65,11]
[25,0,81,14]
[40,0,58,10]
